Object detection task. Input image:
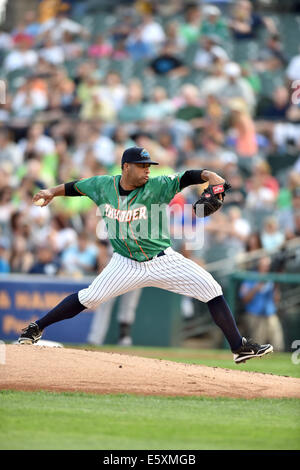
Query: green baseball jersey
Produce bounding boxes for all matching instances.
[75,173,185,261]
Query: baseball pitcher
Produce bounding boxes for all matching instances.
[19,147,273,363]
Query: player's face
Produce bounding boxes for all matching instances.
[128,163,151,187]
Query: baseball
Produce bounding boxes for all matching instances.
[34,198,45,206]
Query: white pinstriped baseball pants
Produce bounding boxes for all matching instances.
[78,247,222,309]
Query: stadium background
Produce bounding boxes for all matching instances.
[0,0,300,350]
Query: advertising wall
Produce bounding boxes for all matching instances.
[0,276,182,346]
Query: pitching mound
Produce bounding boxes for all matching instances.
[1,345,300,399]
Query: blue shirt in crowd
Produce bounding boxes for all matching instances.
[239,280,276,316]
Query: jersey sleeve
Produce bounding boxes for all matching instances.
[74,175,109,204]
[151,171,186,204]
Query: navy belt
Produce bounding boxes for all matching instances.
[147,250,166,261]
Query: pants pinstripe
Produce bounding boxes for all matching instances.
[78,247,222,309]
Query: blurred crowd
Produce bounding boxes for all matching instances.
[0,0,300,279]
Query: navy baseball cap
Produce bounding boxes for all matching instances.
[121,147,159,166]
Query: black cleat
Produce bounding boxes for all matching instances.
[18,322,43,345]
[233,337,273,364]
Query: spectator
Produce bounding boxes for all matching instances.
[176,135,197,168]
[87,125,116,168]
[11,76,48,118]
[193,35,229,73]
[0,238,10,274]
[226,206,251,248]
[10,211,31,242]
[118,79,146,123]
[246,174,276,210]
[88,34,113,59]
[9,235,34,273]
[218,62,256,114]
[252,34,287,73]
[60,232,98,275]
[261,216,285,252]
[179,2,202,45]
[3,34,38,72]
[227,100,258,158]
[229,0,277,40]
[126,26,154,60]
[98,71,127,112]
[0,29,13,51]
[286,47,300,83]
[278,181,300,238]
[29,243,61,275]
[51,137,71,183]
[132,132,175,168]
[165,21,186,52]
[144,86,175,122]
[111,39,130,60]
[201,5,229,41]
[18,122,56,159]
[39,34,65,65]
[188,125,236,171]
[157,130,178,167]
[148,41,189,77]
[223,171,247,208]
[47,214,77,254]
[139,13,166,52]
[245,232,263,252]
[38,0,66,24]
[240,62,261,95]
[0,186,14,227]
[22,10,41,37]
[80,89,116,122]
[61,31,83,59]
[76,67,101,111]
[200,59,227,98]
[0,128,23,171]
[256,86,290,121]
[175,84,205,127]
[39,8,89,43]
[112,125,135,158]
[239,255,284,350]
[272,121,300,155]
[252,160,279,197]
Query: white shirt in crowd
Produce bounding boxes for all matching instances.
[39,18,84,43]
[12,89,48,117]
[92,135,116,166]
[194,46,229,70]
[286,54,300,81]
[246,187,276,209]
[0,31,13,50]
[98,85,127,112]
[4,49,38,71]
[39,45,65,65]
[18,134,56,157]
[140,20,166,46]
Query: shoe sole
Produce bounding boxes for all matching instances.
[18,338,34,344]
[234,345,273,364]
[18,336,42,345]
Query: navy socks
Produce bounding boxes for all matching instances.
[35,292,242,352]
[36,293,86,330]
[207,295,242,351]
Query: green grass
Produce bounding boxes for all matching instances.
[74,345,300,378]
[0,390,299,450]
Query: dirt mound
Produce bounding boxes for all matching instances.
[1,345,300,399]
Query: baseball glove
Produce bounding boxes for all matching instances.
[193,182,231,218]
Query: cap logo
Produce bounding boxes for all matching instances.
[141,149,149,158]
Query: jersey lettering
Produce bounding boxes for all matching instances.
[104,203,148,223]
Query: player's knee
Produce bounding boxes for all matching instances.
[78,289,102,310]
[206,281,223,302]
